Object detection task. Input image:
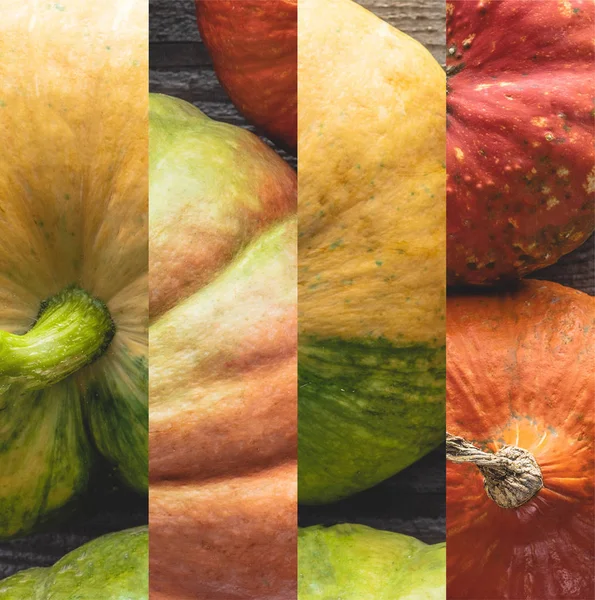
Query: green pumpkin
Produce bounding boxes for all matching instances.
[0,527,148,599]
[0,1,148,537]
[298,0,446,502]
[299,524,445,599]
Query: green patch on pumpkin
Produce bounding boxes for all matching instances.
[298,336,445,504]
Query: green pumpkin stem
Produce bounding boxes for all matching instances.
[0,286,115,393]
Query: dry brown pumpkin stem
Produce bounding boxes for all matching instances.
[446,433,543,509]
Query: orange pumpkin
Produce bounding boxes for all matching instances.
[195,0,297,152]
[447,280,594,599]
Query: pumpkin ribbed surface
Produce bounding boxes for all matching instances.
[148,94,297,600]
[0,0,148,538]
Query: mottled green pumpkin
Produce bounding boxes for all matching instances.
[298,0,446,503]
[0,527,148,599]
[0,0,148,537]
[299,524,445,599]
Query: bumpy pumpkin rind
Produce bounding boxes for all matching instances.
[447,0,595,285]
[299,524,446,600]
[0,527,148,599]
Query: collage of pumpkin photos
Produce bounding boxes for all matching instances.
[0,0,593,598]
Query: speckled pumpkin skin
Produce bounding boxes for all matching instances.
[447,281,594,599]
[447,0,595,285]
[0,0,148,538]
[149,94,297,600]
[195,0,297,151]
[298,0,446,504]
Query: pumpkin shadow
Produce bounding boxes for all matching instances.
[298,444,445,545]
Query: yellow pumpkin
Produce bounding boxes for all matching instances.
[0,0,148,538]
[298,0,446,504]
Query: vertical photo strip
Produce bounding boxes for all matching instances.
[297,0,446,598]
[149,0,297,598]
[445,1,594,599]
[0,0,149,598]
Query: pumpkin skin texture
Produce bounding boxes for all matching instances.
[299,524,446,599]
[447,0,595,285]
[195,0,297,152]
[0,527,148,599]
[149,94,297,600]
[0,1,148,538]
[298,0,446,504]
[447,280,594,599]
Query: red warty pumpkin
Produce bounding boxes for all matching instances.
[195,0,297,152]
[447,0,595,285]
[447,280,594,599]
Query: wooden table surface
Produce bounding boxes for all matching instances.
[2,0,592,581]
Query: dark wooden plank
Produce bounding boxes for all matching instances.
[529,233,594,296]
[149,0,199,43]
[0,469,147,579]
[149,41,206,69]
[151,68,228,102]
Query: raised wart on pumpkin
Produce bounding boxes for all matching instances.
[585,165,595,194]
[474,81,513,91]
[558,0,573,17]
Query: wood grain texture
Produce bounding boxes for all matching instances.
[529,233,594,295]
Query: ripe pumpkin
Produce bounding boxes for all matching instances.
[447,0,595,285]
[0,527,148,599]
[447,280,594,599]
[299,524,446,599]
[195,0,297,152]
[298,0,446,504]
[0,1,148,538]
[148,94,297,600]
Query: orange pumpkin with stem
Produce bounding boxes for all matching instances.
[447,280,594,599]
